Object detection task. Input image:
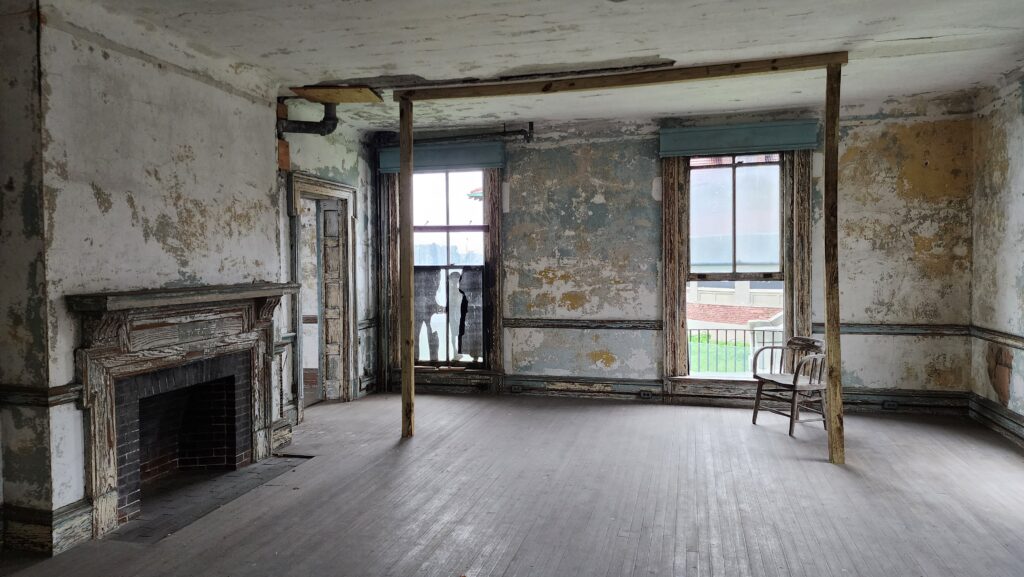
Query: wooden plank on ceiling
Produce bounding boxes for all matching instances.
[393,52,848,101]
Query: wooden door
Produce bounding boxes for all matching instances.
[319,199,350,401]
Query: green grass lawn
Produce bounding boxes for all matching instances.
[688,335,752,374]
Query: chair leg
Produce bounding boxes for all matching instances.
[752,381,764,424]
[788,390,799,436]
[820,393,828,430]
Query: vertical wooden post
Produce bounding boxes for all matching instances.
[399,97,415,437]
[823,63,845,463]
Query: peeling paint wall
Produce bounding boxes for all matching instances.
[503,121,662,380]
[970,78,1024,413]
[284,102,378,397]
[810,111,976,391]
[500,109,978,390]
[1,0,49,512]
[1,0,49,388]
[41,24,280,388]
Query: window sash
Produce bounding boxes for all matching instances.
[688,155,783,277]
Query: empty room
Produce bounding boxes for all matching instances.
[2,1,1024,575]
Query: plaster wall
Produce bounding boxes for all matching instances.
[503,122,662,381]
[1,0,48,511]
[812,112,975,391]
[971,79,1024,415]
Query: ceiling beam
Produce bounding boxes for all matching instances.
[393,51,848,102]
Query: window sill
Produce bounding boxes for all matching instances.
[667,374,757,385]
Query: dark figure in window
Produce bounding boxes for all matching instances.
[413,270,443,361]
[447,271,463,357]
[457,269,484,360]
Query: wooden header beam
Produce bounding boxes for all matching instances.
[393,52,847,102]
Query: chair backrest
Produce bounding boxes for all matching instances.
[754,336,824,374]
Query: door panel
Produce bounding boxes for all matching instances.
[319,199,350,401]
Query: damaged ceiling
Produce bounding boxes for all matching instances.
[78,0,1024,128]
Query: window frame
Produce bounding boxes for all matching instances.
[687,153,784,284]
[662,150,812,382]
[411,169,489,369]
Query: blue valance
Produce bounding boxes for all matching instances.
[378,141,505,173]
[659,120,820,158]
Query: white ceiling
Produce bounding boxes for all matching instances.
[87,0,1024,128]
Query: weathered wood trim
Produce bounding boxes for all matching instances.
[971,325,1024,350]
[395,52,849,101]
[662,157,680,378]
[810,322,971,336]
[504,318,663,330]
[484,168,504,380]
[66,282,299,313]
[782,151,795,350]
[358,319,378,330]
[383,173,401,391]
[822,62,845,463]
[66,287,293,539]
[2,499,92,555]
[969,395,1024,449]
[0,383,83,407]
[792,149,813,339]
[505,375,662,399]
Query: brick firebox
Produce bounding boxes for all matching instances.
[114,352,253,522]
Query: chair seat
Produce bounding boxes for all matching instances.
[754,373,826,391]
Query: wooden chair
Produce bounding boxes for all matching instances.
[752,337,827,436]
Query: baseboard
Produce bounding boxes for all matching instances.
[3,499,92,555]
[969,395,1024,450]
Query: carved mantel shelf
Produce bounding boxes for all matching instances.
[66,281,299,313]
[64,281,299,543]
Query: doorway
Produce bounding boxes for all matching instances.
[291,173,357,410]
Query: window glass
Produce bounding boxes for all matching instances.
[413,232,447,265]
[449,231,484,265]
[447,171,485,226]
[690,167,733,273]
[413,173,446,226]
[736,165,780,272]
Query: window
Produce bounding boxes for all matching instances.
[686,154,784,375]
[412,170,487,367]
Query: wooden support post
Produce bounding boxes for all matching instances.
[399,97,415,437]
[823,63,845,463]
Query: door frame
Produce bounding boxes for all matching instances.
[289,172,358,420]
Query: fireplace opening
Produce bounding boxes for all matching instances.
[116,353,252,523]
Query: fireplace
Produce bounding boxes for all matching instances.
[115,353,252,522]
[67,282,298,538]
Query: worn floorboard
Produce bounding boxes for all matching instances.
[7,394,1024,577]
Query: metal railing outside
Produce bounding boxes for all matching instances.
[687,328,784,374]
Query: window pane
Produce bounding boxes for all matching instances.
[413,172,447,226]
[690,167,733,273]
[735,153,780,164]
[447,170,485,226]
[685,280,784,376]
[449,231,484,265]
[736,165,780,272]
[446,268,484,363]
[413,268,447,362]
[414,231,447,265]
[690,155,733,167]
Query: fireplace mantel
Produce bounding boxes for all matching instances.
[67,282,299,313]
[65,281,298,543]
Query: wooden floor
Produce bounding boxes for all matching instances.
[8,394,1024,577]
